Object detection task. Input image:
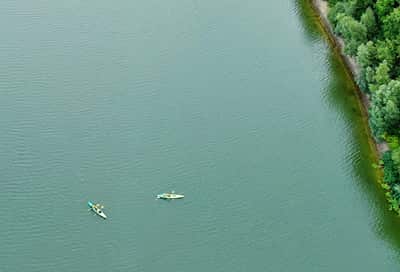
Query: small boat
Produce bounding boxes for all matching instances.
[88,201,107,219]
[157,191,184,200]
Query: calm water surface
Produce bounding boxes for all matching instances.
[1,0,400,271]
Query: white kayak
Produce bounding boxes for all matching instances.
[157,192,184,200]
[88,201,107,219]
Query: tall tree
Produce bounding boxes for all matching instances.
[357,41,377,69]
[352,0,375,20]
[383,8,400,39]
[328,2,348,25]
[370,80,400,137]
[327,0,341,6]
[361,7,379,39]
[374,60,391,86]
[382,151,399,184]
[335,14,367,55]
[375,0,400,20]
[376,39,396,68]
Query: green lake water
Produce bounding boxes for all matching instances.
[1,0,400,271]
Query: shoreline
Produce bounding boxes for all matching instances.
[310,0,389,158]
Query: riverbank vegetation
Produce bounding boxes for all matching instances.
[326,0,400,214]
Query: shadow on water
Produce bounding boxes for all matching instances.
[295,0,400,254]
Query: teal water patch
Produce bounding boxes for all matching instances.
[0,0,400,271]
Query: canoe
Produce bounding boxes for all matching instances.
[88,201,107,219]
[157,193,184,200]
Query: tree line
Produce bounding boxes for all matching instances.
[326,0,400,213]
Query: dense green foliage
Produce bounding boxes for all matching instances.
[369,80,400,136]
[327,0,400,214]
[382,151,398,183]
[361,7,378,38]
[335,14,367,55]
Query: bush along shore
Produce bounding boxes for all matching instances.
[312,0,400,215]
